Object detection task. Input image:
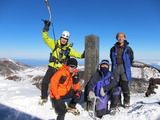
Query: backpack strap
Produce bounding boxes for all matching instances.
[49,42,72,63]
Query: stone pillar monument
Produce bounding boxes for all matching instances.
[84,35,99,110]
[84,35,99,86]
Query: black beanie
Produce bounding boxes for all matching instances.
[66,58,78,67]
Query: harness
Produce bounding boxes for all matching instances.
[49,42,71,64]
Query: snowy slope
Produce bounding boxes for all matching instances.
[132,67,160,79]
[0,78,160,120]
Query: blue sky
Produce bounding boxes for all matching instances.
[1,0,160,61]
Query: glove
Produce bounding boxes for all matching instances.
[42,20,50,32]
[73,73,80,84]
[81,51,85,58]
[88,91,96,101]
[75,89,82,99]
[100,87,106,97]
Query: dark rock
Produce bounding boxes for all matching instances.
[6,75,22,81]
[145,78,160,97]
[130,78,149,93]
[32,76,43,83]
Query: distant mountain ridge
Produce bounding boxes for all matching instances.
[0,58,160,93]
[0,58,32,77]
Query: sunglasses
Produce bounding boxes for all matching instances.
[69,65,77,68]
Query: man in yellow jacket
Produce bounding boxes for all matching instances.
[39,20,85,105]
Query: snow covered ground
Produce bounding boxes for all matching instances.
[0,78,160,120]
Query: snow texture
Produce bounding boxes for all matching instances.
[0,59,160,119]
[0,78,160,120]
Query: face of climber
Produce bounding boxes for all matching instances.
[117,33,125,44]
[100,64,109,68]
[60,37,68,45]
[67,65,77,73]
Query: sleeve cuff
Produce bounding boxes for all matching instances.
[55,95,60,100]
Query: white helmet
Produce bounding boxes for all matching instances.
[61,31,70,39]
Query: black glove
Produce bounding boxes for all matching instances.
[73,73,80,84]
[81,51,85,58]
[42,20,50,32]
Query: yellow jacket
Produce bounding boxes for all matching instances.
[42,31,82,69]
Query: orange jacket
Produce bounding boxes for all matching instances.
[50,64,81,100]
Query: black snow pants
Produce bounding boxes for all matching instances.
[41,66,57,99]
[114,64,130,105]
[51,89,82,120]
[96,87,120,118]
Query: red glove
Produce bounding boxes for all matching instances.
[75,90,82,99]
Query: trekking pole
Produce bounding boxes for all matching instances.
[92,96,104,120]
[93,96,97,120]
[51,23,56,40]
[96,96,104,103]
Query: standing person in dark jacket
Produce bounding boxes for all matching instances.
[86,60,120,118]
[110,32,134,109]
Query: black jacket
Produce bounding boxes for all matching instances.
[110,40,134,81]
[110,40,134,65]
[85,70,118,96]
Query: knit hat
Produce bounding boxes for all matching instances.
[100,59,110,66]
[66,58,78,68]
[116,32,126,40]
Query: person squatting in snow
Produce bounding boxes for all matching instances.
[50,58,82,120]
[86,60,121,118]
[110,32,134,109]
[39,20,85,105]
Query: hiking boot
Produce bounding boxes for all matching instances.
[124,103,130,109]
[66,106,80,115]
[116,103,123,108]
[38,99,47,106]
[110,107,117,116]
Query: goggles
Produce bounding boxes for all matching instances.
[69,65,77,68]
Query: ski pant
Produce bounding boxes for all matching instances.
[96,87,120,118]
[114,64,130,105]
[41,66,57,99]
[51,89,82,120]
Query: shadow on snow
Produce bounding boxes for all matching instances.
[0,103,42,120]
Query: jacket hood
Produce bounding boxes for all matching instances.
[115,40,129,47]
